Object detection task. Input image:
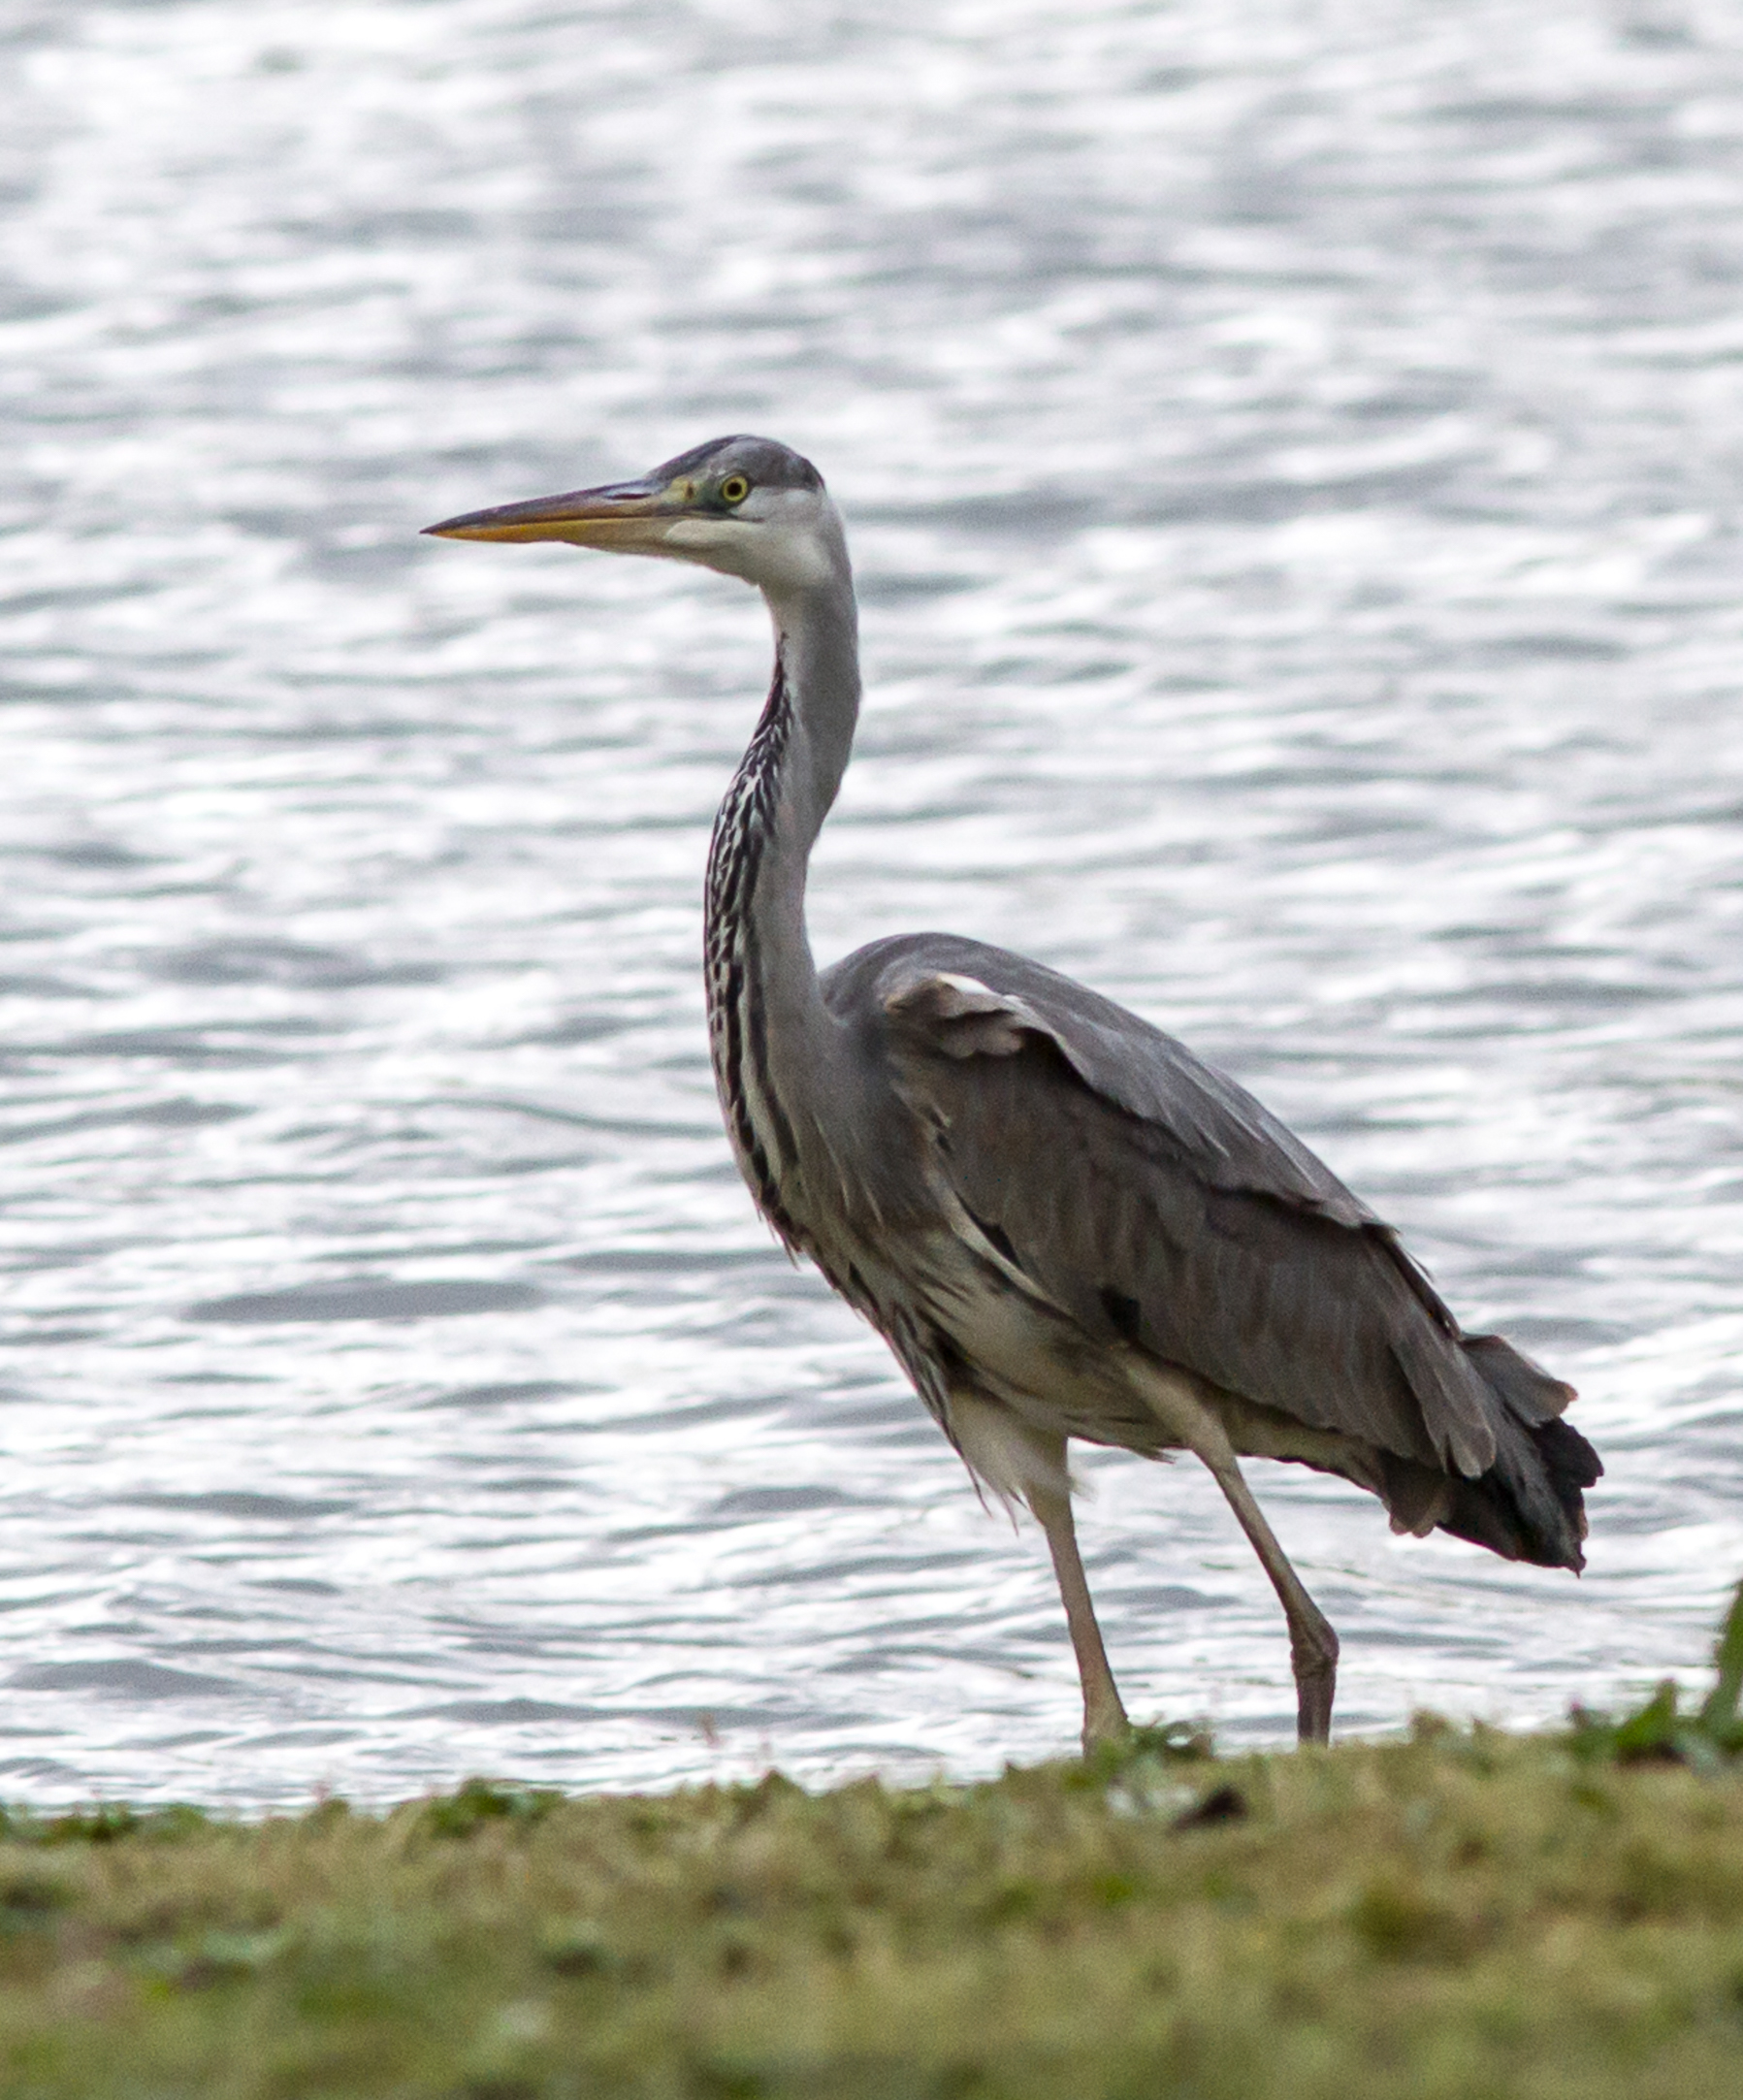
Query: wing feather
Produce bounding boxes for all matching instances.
[827,933,1510,1475]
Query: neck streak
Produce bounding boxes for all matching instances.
[702,579,860,1249]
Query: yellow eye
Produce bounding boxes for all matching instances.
[719,474,751,505]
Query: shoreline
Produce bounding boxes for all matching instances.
[5,1709,1743,2098]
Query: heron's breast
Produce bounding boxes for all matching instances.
[848,1224,1168,1455]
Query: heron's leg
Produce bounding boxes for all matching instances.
[1127,1363,1339,1744]
[945,1393,1130,1753]
[1027,1476,1130,1753]
[1195,1439,1339,1743]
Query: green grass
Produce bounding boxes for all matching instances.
[7,1596,1743,2100]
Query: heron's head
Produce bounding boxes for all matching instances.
[422,435,845,596]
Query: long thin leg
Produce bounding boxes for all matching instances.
[1027,1476,1130,1752]
[944,1392,1131,1754]
[1196,1438,1339,1742]
[1128,1362,1340,1743]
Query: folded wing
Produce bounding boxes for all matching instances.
[823,932,1598,1568]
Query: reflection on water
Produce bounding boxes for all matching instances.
[3,0,1743,1805]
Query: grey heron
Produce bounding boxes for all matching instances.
[425,435,1601,1749]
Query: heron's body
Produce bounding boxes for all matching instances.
[428,435,1601,1746]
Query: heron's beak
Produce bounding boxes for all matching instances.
[421,477,688,548]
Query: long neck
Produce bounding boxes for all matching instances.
[703,574,861,1246]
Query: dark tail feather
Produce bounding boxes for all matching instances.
[1437,1334,1601,1569]
[1462,1333,1577,1423]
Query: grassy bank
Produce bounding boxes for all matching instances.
[6,1599,1743,2100]
[3,1725,1743,2099]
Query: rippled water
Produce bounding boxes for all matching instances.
[4,0,1743,1808]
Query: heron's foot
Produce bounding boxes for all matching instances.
[1291,1624,1339,1745]
[1081,1689,1131,1757]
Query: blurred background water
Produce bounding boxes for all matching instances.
[3,0,1743,1809]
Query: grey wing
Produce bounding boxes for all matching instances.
[822,932,1574,1488]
